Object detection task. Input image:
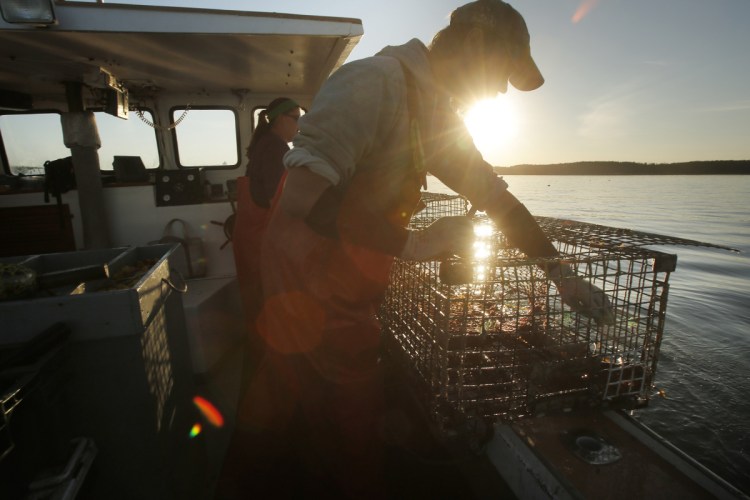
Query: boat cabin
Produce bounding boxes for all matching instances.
[0,2,364,497]
[0,1,361,269]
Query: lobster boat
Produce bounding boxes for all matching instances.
[0,2,745,498]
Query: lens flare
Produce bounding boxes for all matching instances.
[572,0,600,23]
[193,396,224,427]
[189,423,202,438]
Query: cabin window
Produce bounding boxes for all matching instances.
[95,109,160,171]
[171,107,239,169]
[0,109,160,176]
[0,112,67,176]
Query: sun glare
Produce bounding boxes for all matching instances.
[463,95,519,152]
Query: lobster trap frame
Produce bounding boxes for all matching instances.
[380,193,680,432]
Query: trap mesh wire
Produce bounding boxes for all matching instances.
[380,193,682,431]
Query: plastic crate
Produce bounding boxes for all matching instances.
[0,246,199,496]
[0,244,181,342]
[380,193,678,433]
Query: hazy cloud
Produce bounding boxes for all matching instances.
[577,83,641,139]
[641,60,672,67]
[694,100,750,113]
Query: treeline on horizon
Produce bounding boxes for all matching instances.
[494,160,750,175]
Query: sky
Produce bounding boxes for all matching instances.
[83,1,750,166]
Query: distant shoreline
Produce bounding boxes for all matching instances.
[492,160,750,175]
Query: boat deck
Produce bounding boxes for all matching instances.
[196,333,749,499]
[490,409,744,499]
[197,345,515,499]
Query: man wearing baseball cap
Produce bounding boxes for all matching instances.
[219,1,613,497]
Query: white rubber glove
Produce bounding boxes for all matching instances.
[400,216,474,262]
[549,264,615,326]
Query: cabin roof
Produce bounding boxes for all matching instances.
[0,1,363,107]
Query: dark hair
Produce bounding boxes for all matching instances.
[247,97,296,155]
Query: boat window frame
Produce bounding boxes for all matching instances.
[87,106,161,172]
[0,109,67,177]
[0,107,162,176]
[169,105,241,170]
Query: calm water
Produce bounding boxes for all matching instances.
[428,175,750,493]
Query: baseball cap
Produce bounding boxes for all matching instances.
[451,0,544,91]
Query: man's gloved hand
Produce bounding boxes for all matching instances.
[400,216,474,261]
[549,264,615,326]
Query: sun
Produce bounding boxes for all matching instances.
[463,94,519,152]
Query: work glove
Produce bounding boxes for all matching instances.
[482,185,614,325]
[400,216,474,262]
[548,264,615,326]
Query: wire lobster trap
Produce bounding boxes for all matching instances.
[380,193,693,433]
